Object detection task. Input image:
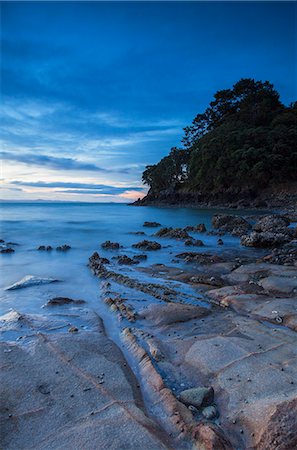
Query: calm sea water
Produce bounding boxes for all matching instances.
[0,202,261,319]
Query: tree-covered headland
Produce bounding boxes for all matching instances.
[140,79,297,205]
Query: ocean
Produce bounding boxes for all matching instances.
[0,202,261,325]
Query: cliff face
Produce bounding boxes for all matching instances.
[133,182,297,211]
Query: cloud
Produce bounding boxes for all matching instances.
[11,180,144,195]
[2,152,113,172]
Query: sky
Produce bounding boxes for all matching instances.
[1,1,296,202]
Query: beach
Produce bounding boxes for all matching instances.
[1,202,297,449]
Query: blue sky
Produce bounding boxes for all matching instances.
[1,1,296,201]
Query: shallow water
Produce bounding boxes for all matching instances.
[0,202,263,331]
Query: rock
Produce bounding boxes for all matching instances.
[132,240,161,250]
[179,387,214,409]
[114,255,139,265]
[192,423,232,450]
[46,297,86,306]
[0,248,15,254]
[176,252,224,264]
[202,405,218,420]
[217,239,224,245]
[253,215,290,233]
[68,326,79,332]
[190,274,224,287]
[139,303,210,326]
[258,241,297,265]
[155,227,190,240]
[0,320,168,450]
[241,231,291,248]
[258,276,297,294]
[38,245,53,251]
[185,239,204,247]
[212,214,251,236]
[101,240,120,249]
[56,244,71,251]
[133,254,147,260]
[5,275,60,290]
[143,221,161,227]
[184,224,207,233]
[130,231,145,235]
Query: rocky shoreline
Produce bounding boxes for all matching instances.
[132,182,297,213]
[1,211,297,449]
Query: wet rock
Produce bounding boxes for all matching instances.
[253,215,290,233]
[207,230,226,236]
[132,240,161,250]
[0,247,15,254]
[185,238,204,247]
[101,240,121,249]
[1,320,169,449]
[179,387,214,409]
[56,244,71,252]
[217,239,224,245]
[68,326,78,332]
[176,252,224,264]
[130,231,145,235]
[139,303,210,326]
[46,297,86,306]
[133,253,147,261]
[38,245,53,251]
[190,274,224,287]
[202,405,218,420]
[143,221,161,227]
[192,423,232,450]
[155,227,190,240]
[5,275,60,290]
[103,296,136,321]
[114,255,139,265]
[258,276,297,294]
[212,214,251,236]
[258,241,297,265]
[241,231,291,248]
[184,223,207,233]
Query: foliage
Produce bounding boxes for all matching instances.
[142,79,297,195]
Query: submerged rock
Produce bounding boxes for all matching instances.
[5,275,60,290]
[132,240,161,250]
[143,221,161,227]
[179,387,214,409]
[101,240,120,249]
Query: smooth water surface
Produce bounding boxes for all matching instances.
[0,202,262,319]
